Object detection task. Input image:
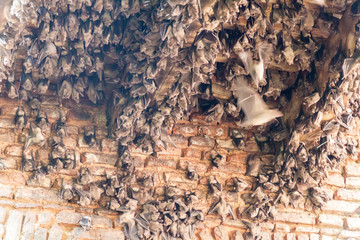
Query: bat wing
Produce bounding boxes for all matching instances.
[258,43,273,65]
[227,204,235,219]
[233,78,268,119]
[207,199,220,214]
[343,58,355,77]
[238,51,251,74]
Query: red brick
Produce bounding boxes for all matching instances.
[337,189,360,201]
[0,129,14,143]
[198,125,228,139]
[67,109,92,123]
[67,126,79,135]
[15,188,63,203]
[101,138,118,152]
[40,107,60,119]
[173,124,197,137]
[274,211,316,225]
[182,148,202,159]
[156,146,182,157]
[2,157,17,169]
[145,156,176,168]
[4,145,23,157]
[227,153,248,164]
[177,160,208,172]
[189,136,215,148]
[170,134,188,147]
[63,137,77,148]
[81,153,117,165]
[0,118,14,128]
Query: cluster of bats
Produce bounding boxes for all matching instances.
[1,0,360,237]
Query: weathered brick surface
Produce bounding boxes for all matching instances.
[92,215,113,228]
[198,125,228,139]
[4,145,22,157]
[275,211,316,225]
[324,174,345,187]
[346,177,360,188]
[173,124,197,137]
[48,223,63,240]
[295,226,319,233]
[322,200,360,213]
[15,188,64,203]
[297,234,309,240]
[319,228,341,235]
[274,233,284,240]
[21,211,36,240]
[345,217,360,230]
[0,207,6,223]
[81,152,117,165]
[37,212,52,225]
[337,188,360,200]
[0,98,358,240]
[276,223,290,232]
[309,234,319,240]
[318,214,343,227]
[189,136,215,148]
[56,211,82,225]
[34,227,47,240]
[345,164,360,176]
[4,210,23,240]
[338,230,360,238]
[287,233,296,240]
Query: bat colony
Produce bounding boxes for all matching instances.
[1,0,360,238]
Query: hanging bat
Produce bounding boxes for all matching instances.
[237,43,273,88]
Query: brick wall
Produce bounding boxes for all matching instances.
[0,96,358,240]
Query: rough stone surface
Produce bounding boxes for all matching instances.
[37,212,52,225]
[15,188,64,203]
[34,228,47,240]
[4,210,24,240]
[345,164,360,177]
[274,233,284,240]
[56,211,82,225]
[287,233,296,240]
[21,211,36,240]
[297,234,309,240]
[275,211,316,225]
[276,223,290,232]
[309,234,319,240]
[325,174,345,187]
[320,236,333,240]
[319,228,341,235]
[189,136,215,148]
[295,226,319,233]
[346,177,360,188]
[323,200,360,213]
[318,214,343,227]
[346,217,360,230]
[337,189,360,201]
[338,230,360,238]
[48,224,63,240]
[0,207,6,223]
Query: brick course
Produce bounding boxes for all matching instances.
[0,99,357,240]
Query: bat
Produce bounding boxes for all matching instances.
[237,43,273,88]
[232,78,283,126]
